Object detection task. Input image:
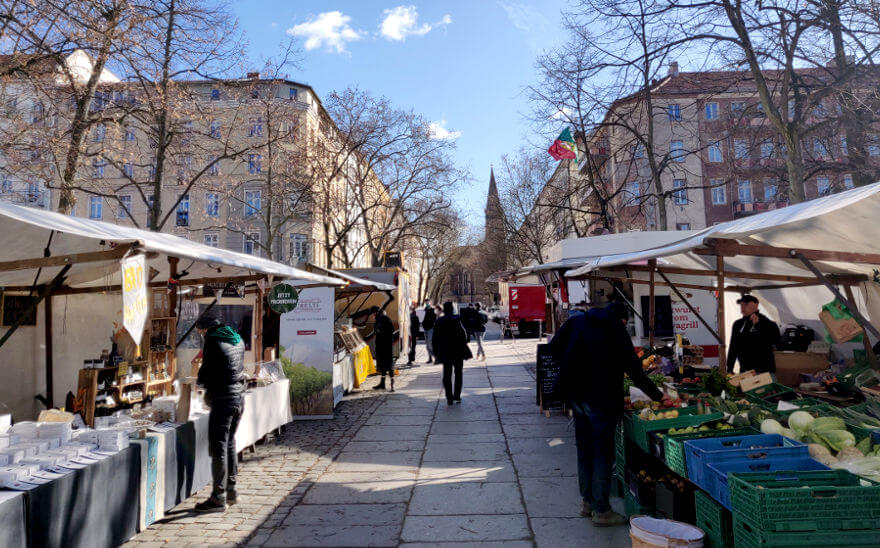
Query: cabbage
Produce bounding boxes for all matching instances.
[810,417,847,433]
[814,429,856,453]
[761,418,784,435]
[788,411,815,432]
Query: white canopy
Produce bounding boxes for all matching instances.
[304,264,396,293]
[0,200,346,289]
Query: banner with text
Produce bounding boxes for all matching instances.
[121,254,148,344]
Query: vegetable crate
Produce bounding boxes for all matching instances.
[629,406,723,453]
[753,397,824,414]
[705,457,829,510]
[626,469,657,506]
[695,489,734,548]
[664,426,758,477]
[729,470,880,533]
[624,488,654,517]
[684,434,807,490]
[732,515,880,548]
[655,480,696,524]
[744,383,797,405]
[614,418,626,483]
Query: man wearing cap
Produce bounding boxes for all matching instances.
[727,294,780,374]
[193,313,246,513]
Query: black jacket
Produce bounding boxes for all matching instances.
[197,326,246,400]
[422,307,437,330]
[374,313,395,361]
[409,310,421,335]
[550,308,663,415]
[727,313,780,374]
[432,315,469,363]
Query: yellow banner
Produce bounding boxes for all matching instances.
[121,254,148,345]
[352,345,375,388]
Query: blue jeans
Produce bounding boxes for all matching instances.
[572,402,615,513]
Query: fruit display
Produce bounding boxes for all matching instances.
[640,408,680,421]
[667,421,736,435]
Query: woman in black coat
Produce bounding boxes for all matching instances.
[431,302,471,404]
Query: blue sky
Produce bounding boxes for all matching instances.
[232,1,569,226]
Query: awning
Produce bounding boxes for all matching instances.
[304,264,395,295]
[0,200,346,289]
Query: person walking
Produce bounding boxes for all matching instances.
[372,306,396,392]
[422,301,437,364]
[432,301,471,405]
[461,303,475,341]
[727,294,781,374]
[473,302,488,360]
[550,302,664,526]
[194,313,246,513]
[407,304,420,366]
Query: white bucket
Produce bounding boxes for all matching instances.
[630,516,705,548]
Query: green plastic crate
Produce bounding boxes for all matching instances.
[732,515,880,548]
[744,383,796,405]
[629,406,724,453]
[664,426,759,477]
[753,397,824,414]
[695,489,734,548]
[624,488,654,517]
[728,470,880,532]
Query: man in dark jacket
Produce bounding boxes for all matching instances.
[432,301,470,404]
[473,302,488,360]
[407,304,421,366]
[194,314,246,513]
[550,302,663,526]
[372,307,395,392]
[422,302,437,363]
[727,295,780,374]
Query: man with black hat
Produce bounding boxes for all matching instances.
[727,294,780,374]
[193,313,246,513]
[372,306,395,391]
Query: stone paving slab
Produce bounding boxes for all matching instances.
[302,479,415,504]
[408,482,525,515]
[426,433,506,444]
[504,422,575,438]
[416,460,517,483]
[325,450,422,472]
[430,420,501,434]
[365,414,434,426]
[422,441,509,462]
[400,542,534,548]
[340,440,426,453]
[531,516,631,548]
[400,515,532,543]
[281,503,406,526]
[519,476,583,518]
[351,425,430,442]
[265,524,400,547]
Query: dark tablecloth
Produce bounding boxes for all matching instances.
[164,413,211,510]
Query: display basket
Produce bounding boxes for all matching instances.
[629,406,723,452]
[705,456,829,510]
[683,434,807,490]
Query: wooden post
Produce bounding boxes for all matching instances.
[255,281,264,367]
[167,257,179,389]
[45,293,54,409]
[716,256,728,374]
[648,259,656,347]
[844,284,877,362]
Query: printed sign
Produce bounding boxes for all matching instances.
[121,254,148,344]
[268,283,299,314]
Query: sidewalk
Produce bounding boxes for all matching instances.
[125,337,630,547]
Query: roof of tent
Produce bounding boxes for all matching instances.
[565,183,880,285]
[0,200,346,289]
[304,264,396,294]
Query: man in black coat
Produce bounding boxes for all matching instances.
[194,314,246,513]
[550,303,663,526]
[407,304,421,366]
[727,294,780,374]
[432,301,470,405]
[422,302,437,363]
[372,307,395,392]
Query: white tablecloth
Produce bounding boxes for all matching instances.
[234,379,292,452]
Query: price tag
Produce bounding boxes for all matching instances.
[117,362,129,377]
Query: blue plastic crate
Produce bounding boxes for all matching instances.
[705,457,829,510]
[684,434,807,490]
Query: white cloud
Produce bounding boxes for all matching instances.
[500,2,553,50]
[429,120,461,140]
[287,11,364,54]
[552,107,575,120]
[380,6,451,41]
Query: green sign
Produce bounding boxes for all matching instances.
[268,283,299,314]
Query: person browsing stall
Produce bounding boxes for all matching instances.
[726,294,780,374]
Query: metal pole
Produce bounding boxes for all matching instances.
[45,294,54,409]
[648,259,656,346]
[716,256,728,374]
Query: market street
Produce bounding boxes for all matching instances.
[123,333,630,547]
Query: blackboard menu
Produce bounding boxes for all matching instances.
[1,295,38,327]
[536,343,564,411]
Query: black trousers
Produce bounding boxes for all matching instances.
[442,360,463,402]
[408,333,418,362]
[208,395,244,499]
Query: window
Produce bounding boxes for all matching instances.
[211,88,220,100]
[93,158,106,178]
[764,180,777,202]
[123,162,134,178]
[249,118,263,137]
[243,232,260,255]
[624,181,641,199]
[813,103,826,118]
[245,189,261,216]
[27,181,40,204]
[209,120,221,139]
[149,162,157,181]
[177,155,192,181]
[814,139,829,159]
[840,135,848,156]
[0,176,11,194]
[176,194,190,226]
[667,104,681,121]
[124,126,136,141]
[146,194,154,228]
[760,140,773,160]
[204,233,219,247]
[738,180,752,203]
[672,179,688,205]
[205,192,219,217]
[817,176,831,196]
[676,223,691,231]
[94,123,106,142]
[869,137,880,157]
[788,100,796,120]
[31,103,44,124]
[289,88,298,100]
[731,102,745,115]
[844,174,854,189]
[89,196,103,219]
[670,140,685,162]
[708,141,723,163]
[632,142,645,159]
[705,102,719,120]
[208,156,219,176]
[118,194,131,219]
[711,179,726,205]
[734,139,749,160]
[248,154,262,174]
[755,103,765,117]
[181,120,193,144]
[289,233,309,261]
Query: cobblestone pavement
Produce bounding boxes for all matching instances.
[124,335,629,547]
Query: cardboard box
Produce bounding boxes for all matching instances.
[739,372,774,392]
[819,310,864,343]
[729,370,756,388]
[774,351,830,387]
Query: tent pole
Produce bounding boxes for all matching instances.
[45,293,54,409]
[717,256,727,374]
[843,284,877,362]
[256,281,264,363]
[648,259,656,347]
[656,270,722,344]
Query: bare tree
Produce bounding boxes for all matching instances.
[408,208,467,303]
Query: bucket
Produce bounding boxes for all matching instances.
[630,516,705,548]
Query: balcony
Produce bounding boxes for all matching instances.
[733,200,789,218]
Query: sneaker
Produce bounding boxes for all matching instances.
[194,496,227,513]
[227,491,238,505]
[592,510,628,527]
[580,501,593,517]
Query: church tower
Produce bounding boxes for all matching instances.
[482,167,507,303]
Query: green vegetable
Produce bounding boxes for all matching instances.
[789,411,815,432]
[811,416,847,432]
[857,436,873,455]
[814,429,856,453]
[702,369,734,396]
[761,418,784,435]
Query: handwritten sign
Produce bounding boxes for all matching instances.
[121,254,148,344]
[536,344,565,411]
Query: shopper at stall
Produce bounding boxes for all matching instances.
[194,313,246,513]
[372,306,396,392]
[407,304,421,366]
[550,302,664,527]
[727,294,781,374]
[432,301,471,404]
[473,302,488,360]
[422,301,437,364]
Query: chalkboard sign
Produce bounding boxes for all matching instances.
[536,343,565,411]
[1,295,38,327]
